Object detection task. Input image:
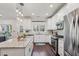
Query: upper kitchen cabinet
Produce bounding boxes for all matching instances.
[17,18,32,33]
[32,21,46,34]
[46,18,57,30]
[22,18,32,31]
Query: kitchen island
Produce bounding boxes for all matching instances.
[0,36,33,56]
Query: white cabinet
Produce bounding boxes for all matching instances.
[17,19,32,32]
[0,48,25,56]
[0,36,33,56]
[34,35,49,43]
[57,30,64,56]
[23,19,32,31]
[25,37,33,56]
[58,39,64,56]
[0,41,33,56]
[46,18,57,30]
[46,19,52,30]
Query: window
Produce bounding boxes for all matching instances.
[32,22,45,34]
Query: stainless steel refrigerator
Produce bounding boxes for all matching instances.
[64,9,79,56]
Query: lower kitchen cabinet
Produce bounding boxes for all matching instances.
[0,41,33,56]
[0,48,25,56]
[0,37,33,56]
[58,39,64,56]
[34,35,49,43]
[25,39,33,56]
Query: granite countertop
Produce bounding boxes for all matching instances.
[0,37,32,48]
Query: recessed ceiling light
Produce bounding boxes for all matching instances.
[32,13,35,15]
[20,19,23,22]
[16,9,19,13]
[0,14,2,16]
[21,14,23,16]
[19,11,21,15]
[49,4,53,8]
[46,13,48,16]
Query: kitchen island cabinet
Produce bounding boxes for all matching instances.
[34,34,50,43]
[0,36,33,56]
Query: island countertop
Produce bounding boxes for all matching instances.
[0,36,33,48]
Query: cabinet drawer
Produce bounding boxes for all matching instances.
[0,48,25,56]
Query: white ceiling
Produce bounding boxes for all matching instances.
[23,3,65,18]
[0,3,66,21]
[0,3,16,20]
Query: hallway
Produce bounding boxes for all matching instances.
[32,44,55,56]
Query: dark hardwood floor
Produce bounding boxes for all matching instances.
[32,43,56,56]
